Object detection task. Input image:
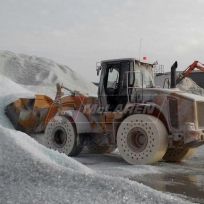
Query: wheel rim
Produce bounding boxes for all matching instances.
[44,116,82,156]
[127,127,148,152]
[51,127,67,148]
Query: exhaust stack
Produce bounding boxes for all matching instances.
[170,61,178,88]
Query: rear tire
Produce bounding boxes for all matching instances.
[44,116,83,156]
[87,143,116,154]
[117,114,168,165]
[162,148,195,162]
[106,146,117,153]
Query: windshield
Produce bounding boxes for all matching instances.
[134,63,154,87]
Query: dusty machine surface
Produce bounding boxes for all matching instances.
[5,58,204,164]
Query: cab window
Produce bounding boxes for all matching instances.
[107,68,119,89]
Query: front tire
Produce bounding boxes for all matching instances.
[117,114,168,165]
[44,116,83,156]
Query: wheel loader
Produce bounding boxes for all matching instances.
[5,58,204,164]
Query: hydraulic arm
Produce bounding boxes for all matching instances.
[179,61,204,81]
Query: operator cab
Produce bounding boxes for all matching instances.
[96,58,156,111]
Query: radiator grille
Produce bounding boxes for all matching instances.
[197,102,204,128]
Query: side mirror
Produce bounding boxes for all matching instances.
[96,62,101,76]
[96,66,101,76]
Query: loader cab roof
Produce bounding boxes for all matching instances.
[101,58,157,67]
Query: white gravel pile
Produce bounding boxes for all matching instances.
[0,125,188,204]
[177,77,204,96]
[0,50,97,97]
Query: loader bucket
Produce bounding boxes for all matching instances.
[5,94,56,134]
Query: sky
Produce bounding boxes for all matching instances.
[0,0,204,82]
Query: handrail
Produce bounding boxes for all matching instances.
[124,71,144,103]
